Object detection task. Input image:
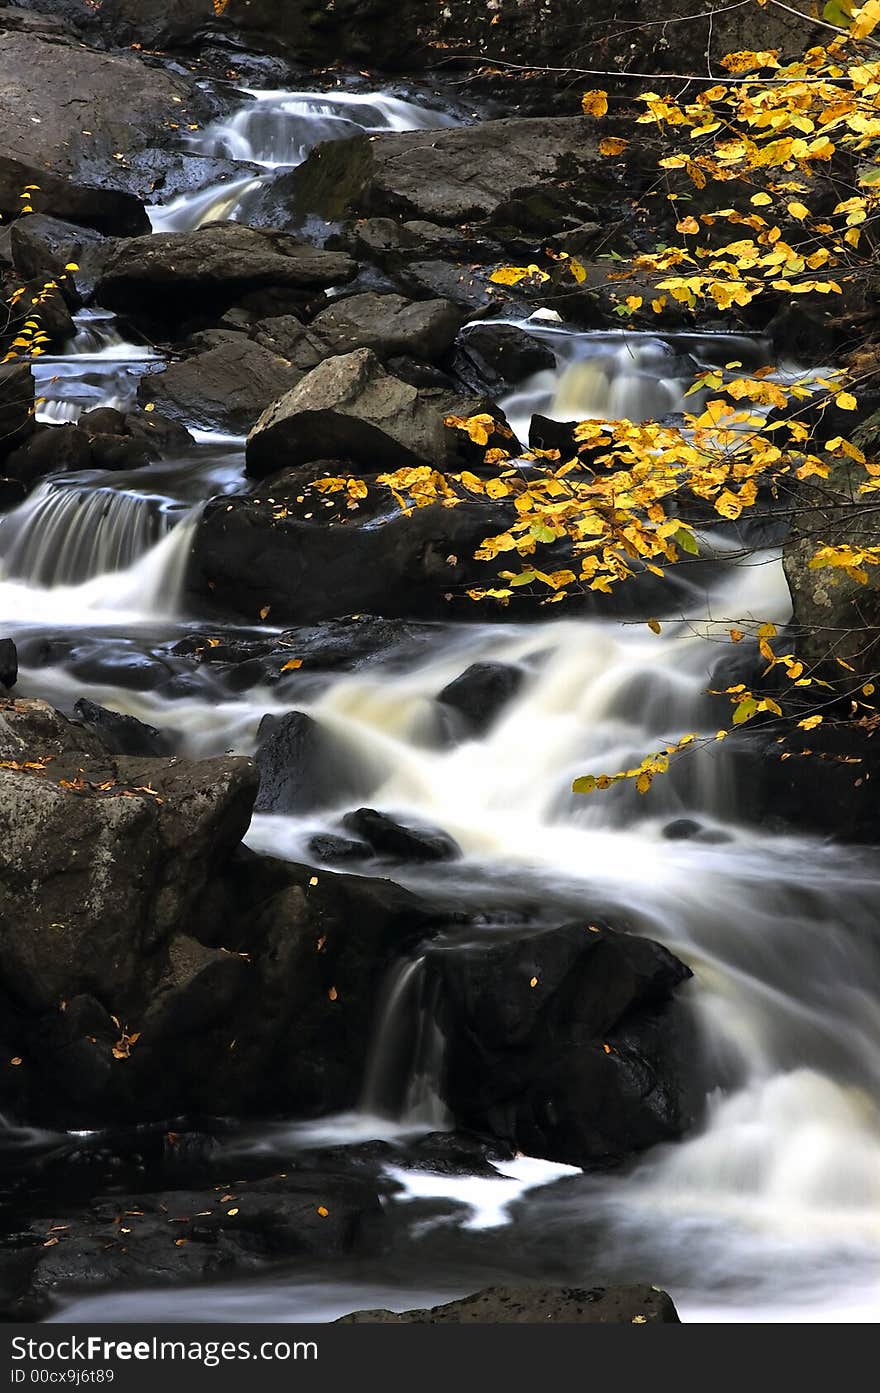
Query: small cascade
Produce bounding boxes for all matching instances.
[149,87,457,232]
[360,954,450,1129]
[0,481,173,587]
[33,311,160,425]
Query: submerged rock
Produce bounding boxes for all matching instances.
[72,697,172,758]
[437,661,524,736]
[341,807,461,862]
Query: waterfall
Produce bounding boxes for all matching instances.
[33,311,160,425]
[148,88,458,232]
[360,955,450,1129]
[0,481,173,587]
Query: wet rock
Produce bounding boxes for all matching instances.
[15,1171,385,1306]
[307,833,373,865]
[249,314,327,370]
[438,920,697,1168]
[456,322,557,394]
[437,661,524,736]
[662,818,731,845]
[245,347,449,478]
[96,224,355,333]
[254,710,379,815]
[72,697,172,758]
[310,293,463,364]
[138,339,303,436]
[341,808,460,863]
[0,25,211,234]
[0,363,35,463]
[9,218,82,311]
[338,1284,680,1323]
[0,477,27,511]
[0,638,17,691]
[3,424,93,489]
[0,699,258,1016]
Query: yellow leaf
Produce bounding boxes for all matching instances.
[835,391,857,410]
[529,976,539,988]
[328,986,338,1002]
[64,262,80,272]
[863,683,875,696]
[757,622,777,639]
[582,90,609,117]
[729,628,745,642]
[750,192,772,206]
[647,618,661,634]
[599,137,628,156]
[281,658,303,671]
[259,605,271,620]
[317,1206,329,1217]
[787,201,810,221]
[798,715,823,730]
[675,216,700,234]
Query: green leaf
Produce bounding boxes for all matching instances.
[673,526,700,556]
[509,569,537,587]
[530,523,557,544]
[822,0,854,26]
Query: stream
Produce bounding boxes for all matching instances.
[2,86,879,1326]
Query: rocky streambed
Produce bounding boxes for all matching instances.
[1,0,879,1326]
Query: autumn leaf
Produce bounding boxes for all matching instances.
[582,90,609,118]
[280,658,303,672]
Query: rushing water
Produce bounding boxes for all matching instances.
[2,87,879,1326]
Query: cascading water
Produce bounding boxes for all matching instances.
[5,83,880,1325]
[149,87,458,232]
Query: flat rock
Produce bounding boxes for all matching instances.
[337,1284,680,1323]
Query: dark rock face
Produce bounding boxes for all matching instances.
[245,347,449,478]
[185,489,513,626]
[310,293,463,364]
[0,24,214,234]
[0,699,257,1016]
[254,710,379,815]
[138,339,303,436]
[4,1169,385,1315]
[0,363,35,464]
[4,423,93,488]
[341,808,461,863]
[456,322,557,393]
[438,921,697,1168]
[96,224,356,332]
[437,661,524,736]
[338,1284,680,1324]
[72,697,172,758]
[0,638,17,691]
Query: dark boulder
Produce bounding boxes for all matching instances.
[254,710,379,815]
[72,697,172,758]
[138,339,303,436]
[0,363,35,463]
[3,423,93,489]
[341,808,461,863]
[96,224,355,333]
[0,699,257,1016]
[338,1284,680,1323]
[0,638,17,691]
[457,322,557,393]
[310,293,463,364]
[437,661,524,736]
[307,832,373,865]
[438,920,697,1168]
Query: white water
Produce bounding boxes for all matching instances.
[149,87,457,232]
[2,86,878,1326]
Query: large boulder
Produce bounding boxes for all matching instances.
[310,293,463,364]
[437,921,697,1168]
[0,699,257,1016]
[138,339,303,436]
[245,348,449,478]
[277,119,610,229]
[254,710,380,814]
[95,224,355,332]
[0,22,217,234]
[338,1285,680,1323]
